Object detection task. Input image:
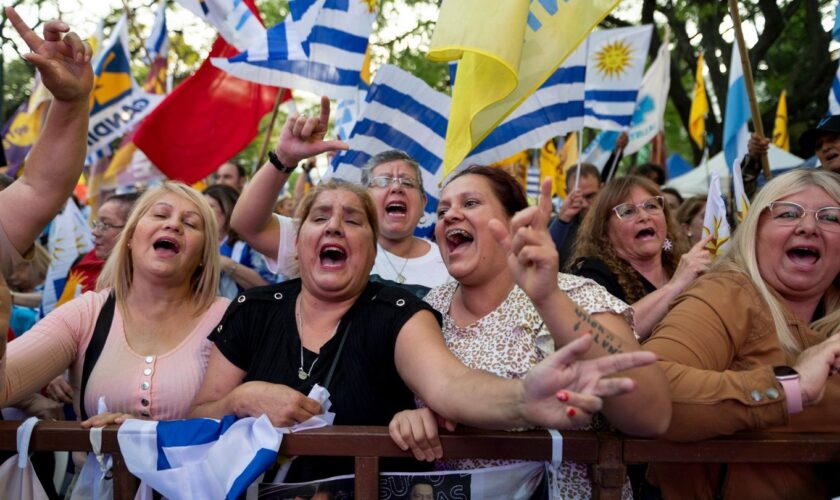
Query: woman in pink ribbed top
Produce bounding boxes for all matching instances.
[0,182,230,425]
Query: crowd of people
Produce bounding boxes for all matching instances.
[2,9,840,500]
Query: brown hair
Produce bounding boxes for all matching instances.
[570,175,688,302]
[445,165,528,218]
[295,179,379,247]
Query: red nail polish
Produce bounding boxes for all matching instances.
[567,407,576,417]
[556,391,569,402]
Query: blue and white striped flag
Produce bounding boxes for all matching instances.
[146,1,169,61]
[723,46,750,170]
[329,65,448,238]
[173,0,264,52]
[119,416,280,500]
[463,42,587,167]
[830,65,840,115]
[211,0,376,100]
[583,25,652,131]
[41,200,93,316]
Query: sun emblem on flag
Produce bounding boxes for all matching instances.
[595,39,634,79]
[361,0,377,13]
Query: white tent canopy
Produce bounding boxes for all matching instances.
[665,144,804,197]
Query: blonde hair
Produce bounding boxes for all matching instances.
[714,169,840,352]
[97,182,220,314]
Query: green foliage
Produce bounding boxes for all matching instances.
[2,58,35,123]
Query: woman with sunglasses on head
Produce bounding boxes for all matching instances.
[570,175,713,340]
[644,169,840,498]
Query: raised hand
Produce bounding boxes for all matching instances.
[489,177,558,304]
[670,234,713,292]
[6,7,92,102]
[521,334,657,429]
[274,96,349,167]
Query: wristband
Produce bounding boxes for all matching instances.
[268,151,297,174]
[774,365,803,414]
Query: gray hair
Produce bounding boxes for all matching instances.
[360,150,425,193]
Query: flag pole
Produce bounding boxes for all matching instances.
[256,91,288,170]
[727,0,772,180]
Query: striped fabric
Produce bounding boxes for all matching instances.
[211,0,376,100]
[583,25,652,131]
[173,0,264,51]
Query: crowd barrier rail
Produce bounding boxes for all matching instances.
[2,421,840,499]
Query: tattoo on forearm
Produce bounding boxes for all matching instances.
[573,307,623,354]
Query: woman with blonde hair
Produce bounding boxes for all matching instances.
[645,169,840,498]
[0,182,230,426]
[570,175,712,339]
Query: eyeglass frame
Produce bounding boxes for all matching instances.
[764,201,840,231]
[367,175,421,190]
[611,196,666,221]
[91,219,125,232]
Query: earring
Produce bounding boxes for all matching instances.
[661,238,673,252]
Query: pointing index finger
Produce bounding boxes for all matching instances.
[319,95,331,128]
[5,7,43,53]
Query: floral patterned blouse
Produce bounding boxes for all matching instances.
[423,273,634,500]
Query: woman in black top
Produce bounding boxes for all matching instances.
[570,175,712,339]
[189,101,658,483]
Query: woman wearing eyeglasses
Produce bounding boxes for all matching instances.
[570,175,713,340]
[644,169,840,498]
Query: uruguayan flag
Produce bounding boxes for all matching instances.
[463,43,587,167]
[329,64,448,238]
[212,0,376,100]
[41,200,93,316]
[830,63,840,115]
[146,1,169,61]
[119,416,279,500]
[723,46,750,170]
[583,25,653,131]
[173,0,264,51]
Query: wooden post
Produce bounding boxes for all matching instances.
[256,91,287,170]
[354,456,380,497]
[727,0,772,180]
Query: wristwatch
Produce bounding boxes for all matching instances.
[773,365,802,414]
[267,151,297,174]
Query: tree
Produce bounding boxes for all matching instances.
[608,0,835,163]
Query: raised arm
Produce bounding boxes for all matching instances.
[488,178,671,436]
[0,7,93,255]
[231,96,347,258]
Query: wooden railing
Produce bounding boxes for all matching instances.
[2,421,840,499]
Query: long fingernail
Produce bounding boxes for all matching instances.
[556,391,569,402]
[567,408,576,417]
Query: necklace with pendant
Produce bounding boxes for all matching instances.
[295,296,338,380]
[382,246,409,284]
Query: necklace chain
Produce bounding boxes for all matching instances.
[295,296,339,381]
[381,245,410,284]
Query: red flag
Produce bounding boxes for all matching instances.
[134,36,287,184]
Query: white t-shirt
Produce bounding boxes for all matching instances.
[266,214,450,296]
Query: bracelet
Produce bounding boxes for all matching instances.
[268,151,297,174]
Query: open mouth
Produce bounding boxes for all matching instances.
[825,151,839,163]
[385,200,407,217]
[445,228,474,253]
[319,244,347,268]
[635,227,656,240]
[152,237,180,255]
[786,246,820,265]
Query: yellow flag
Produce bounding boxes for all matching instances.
[555,132,579,199]
[490,150,530,190]
[430,0,620,180]
[773,90,789,151]
[539,139,561,197]
[688,54,708,150]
